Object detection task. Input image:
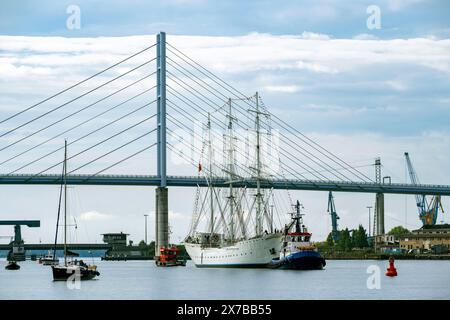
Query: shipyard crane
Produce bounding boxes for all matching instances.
[404,152,444,226]
[327,191,340,241]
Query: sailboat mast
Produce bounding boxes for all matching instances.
[64,139,68,267]
[255,92,263,236]
[208,113,215,238]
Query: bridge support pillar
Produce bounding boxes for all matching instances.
[373,157,385,238]
[376,193,385,235]
[155,187,168,257]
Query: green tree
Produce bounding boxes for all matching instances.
[326,232,334,247]
[351,225,369,248]
[388,226,410,237]
[337,228,352,251]
[138,240,147,247]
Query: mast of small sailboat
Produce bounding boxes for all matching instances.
[64,139,68,267]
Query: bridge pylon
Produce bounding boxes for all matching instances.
[374,158,385,238]
[155,31,169,257]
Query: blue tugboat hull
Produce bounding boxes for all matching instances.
[269,251,326,270]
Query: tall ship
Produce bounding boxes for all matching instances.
[184,93,284,267]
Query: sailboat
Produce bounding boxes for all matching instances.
[184,93,284,268]
[51,140,100,281]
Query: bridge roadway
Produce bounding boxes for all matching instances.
[1,174,450,195]
[0,243,111,251]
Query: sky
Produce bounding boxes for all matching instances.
[0,0,449,245]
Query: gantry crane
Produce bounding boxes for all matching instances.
[0,220,40,261]
[327,191,340,241]
[404,152,444,226]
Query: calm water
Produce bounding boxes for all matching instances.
[1,258,449,299]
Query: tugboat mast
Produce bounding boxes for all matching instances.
[293,200,304,233]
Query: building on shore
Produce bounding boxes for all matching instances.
[373,234,401,254]
[399,224,450,254]
[102,232,154,260]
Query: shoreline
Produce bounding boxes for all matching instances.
[323,254,450,260]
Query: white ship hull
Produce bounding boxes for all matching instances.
[185,233,283,268]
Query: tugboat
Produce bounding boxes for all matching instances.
[5,260,20,270]
[269,201,326,270]
[155,246,186,267]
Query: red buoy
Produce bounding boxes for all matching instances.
[385,256,398,277]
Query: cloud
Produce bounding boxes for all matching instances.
[353,33,379,40]
[387,0,424,11]
[264,85,301,93]
[80,211,113,221]
[299,31,331,40]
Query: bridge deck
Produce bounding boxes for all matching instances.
[0,174,449,195]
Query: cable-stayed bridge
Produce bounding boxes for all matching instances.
[0,174,449,195]
[1,32,449,254]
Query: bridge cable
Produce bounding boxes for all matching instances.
[166,75,334,181]
[0,43,157,125]
[85,142,158,178]
[0,57,156,139]
[7,101,157,175]
[166,57,352,182]
[166,99,317,182]
[166,88,324,182]
[24,113,157,179]
[68,128,157,175]
[0,85,156,167]
[0,72,156,153]
[166,43,373,182]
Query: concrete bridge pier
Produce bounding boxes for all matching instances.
[374,158,385,236]
[376,193,385,235]
[155,187,169,257]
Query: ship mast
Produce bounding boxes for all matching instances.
[207,113,215,239]
[64,139,68,267]
[255,92,263,236]
[226,98,236,242]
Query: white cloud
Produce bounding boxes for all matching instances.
[299,31,331,40]
[385,80,408,91]
[80,211,112,221]
[353,33,379,40]
[264,85,301,93]
[387,0,424,11]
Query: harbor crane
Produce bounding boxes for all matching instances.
[0,220,40,261]
[327,191,340,241]
[404,152,444,226]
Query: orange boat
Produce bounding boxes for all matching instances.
[155,246,186,267]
